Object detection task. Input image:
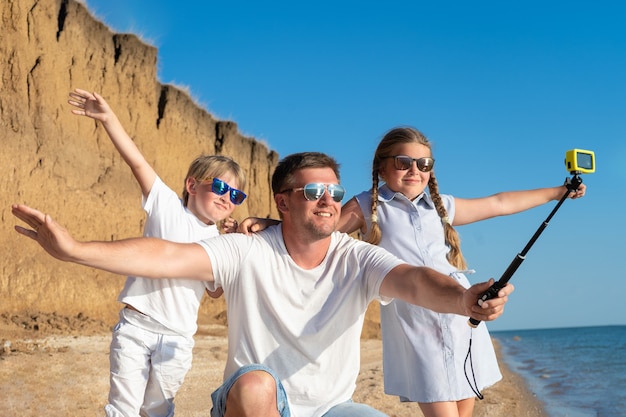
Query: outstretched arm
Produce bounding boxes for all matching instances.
[68,89,157,197]
[453,183,587,226]
[12,204,214,282]
[379,264,513,323]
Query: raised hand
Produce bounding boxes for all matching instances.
[68,88,114,123]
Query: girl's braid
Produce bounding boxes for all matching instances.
[429,172,467,270]
[365,164,382,245]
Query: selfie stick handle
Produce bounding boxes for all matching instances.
[468,174,583,328]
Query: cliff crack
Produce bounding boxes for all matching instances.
[156,86,167,128]
[215,122,231,154]
[56,0,69,41]
[112,35,123,64]
[27,57,42,110]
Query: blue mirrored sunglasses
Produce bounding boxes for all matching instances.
[280,183,345,202]
[202,177,247,205]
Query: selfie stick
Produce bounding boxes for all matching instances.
[468,173,583,328]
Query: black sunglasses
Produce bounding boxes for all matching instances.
[201,177,247,205]
[383,155,435,172]
[279,183,346,202]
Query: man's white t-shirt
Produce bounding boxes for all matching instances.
[198,224,404,417]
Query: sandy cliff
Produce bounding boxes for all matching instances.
[1,0,280,326]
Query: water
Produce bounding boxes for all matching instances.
[492,325,626,417]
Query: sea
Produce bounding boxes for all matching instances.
[491,325,626,417]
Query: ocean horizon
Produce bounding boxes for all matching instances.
[492,325,626,417]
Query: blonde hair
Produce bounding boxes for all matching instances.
[182,155,246,206]
[366,127,467,270]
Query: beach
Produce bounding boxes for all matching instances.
[0,312,546,417]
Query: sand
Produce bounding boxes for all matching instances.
[0,312,546,417]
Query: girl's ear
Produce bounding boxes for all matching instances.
[377,167,386,182]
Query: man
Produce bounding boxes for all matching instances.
[12,152,513,417]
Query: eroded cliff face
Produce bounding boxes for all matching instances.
[1,0,279,325]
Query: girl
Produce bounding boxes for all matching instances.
[336,126,585,417]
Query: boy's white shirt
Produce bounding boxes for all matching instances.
[118,176,218,337]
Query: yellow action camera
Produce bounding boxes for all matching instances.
[565,149,595,174]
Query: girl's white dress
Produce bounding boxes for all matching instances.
[355,185,502,402]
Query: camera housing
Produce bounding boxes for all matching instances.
[565,149,595,174]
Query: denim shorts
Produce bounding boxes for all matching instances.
[210,364,290,417]
[210,364,387,417]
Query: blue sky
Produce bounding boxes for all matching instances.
[83,0,625,331]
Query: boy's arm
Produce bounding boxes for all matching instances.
[68,89,157,197]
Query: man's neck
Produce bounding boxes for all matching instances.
[281,227,332,270]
